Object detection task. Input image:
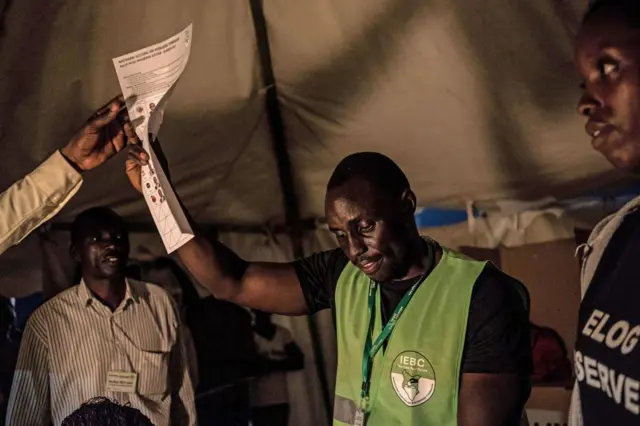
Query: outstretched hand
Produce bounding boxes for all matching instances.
[60,95,139,172]
[126,143,149,194]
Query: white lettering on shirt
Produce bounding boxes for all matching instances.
[622,326,640,355]
[592,313,610,343]
[611,369,625,405]
[582,309,640,356]
[606,321,630,350]
[585,355,600,389]
[575,351,585,382]
[625,377,640,415]
[575,350,639,415]
[599,362,612,398]
[583,309,604,338]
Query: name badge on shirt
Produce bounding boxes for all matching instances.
[105,371,138,393]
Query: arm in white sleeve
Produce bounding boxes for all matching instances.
[0,151,82,255]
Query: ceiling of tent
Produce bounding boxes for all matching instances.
[0,0,629,227]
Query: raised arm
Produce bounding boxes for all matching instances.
[126,145,309,315]
[177,236,308,315]
[0,151,81,255]
[0,95,138,255]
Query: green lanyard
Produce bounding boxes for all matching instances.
[360,277,423,403]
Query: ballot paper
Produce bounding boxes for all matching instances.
[112,24,194,253]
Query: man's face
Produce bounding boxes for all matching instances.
[73,219,130,280]
[575,8,640,171]
[325,178,415,282]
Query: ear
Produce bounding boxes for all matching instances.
[400,189,417,214]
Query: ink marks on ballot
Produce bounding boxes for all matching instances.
[112,24,194,253]
[142,165,165,206]
[576,309,640,415]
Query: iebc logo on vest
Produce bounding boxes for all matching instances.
[391,351,436,407]
[576,308,640,415]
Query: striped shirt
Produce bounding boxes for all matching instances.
[6,278,197,426]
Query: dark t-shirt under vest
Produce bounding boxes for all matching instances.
[292,243,532,399]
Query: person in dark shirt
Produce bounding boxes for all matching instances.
[126,150,531,426]
[571,2,640,424]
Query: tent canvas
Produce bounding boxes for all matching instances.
[0,0,625,424]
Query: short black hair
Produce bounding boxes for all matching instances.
[70,207,126,245]
[61,398,155,426]
[584,0,640,27]
[327,152,410,199]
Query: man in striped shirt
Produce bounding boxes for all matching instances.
[6,207,197,426]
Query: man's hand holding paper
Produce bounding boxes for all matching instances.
[126,143,149,194]
[61,95,140,172]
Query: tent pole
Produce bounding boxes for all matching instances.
[248,0,333,423]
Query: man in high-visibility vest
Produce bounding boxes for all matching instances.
[127,149,532,426]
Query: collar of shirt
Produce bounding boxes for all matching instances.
[76,278,140,313]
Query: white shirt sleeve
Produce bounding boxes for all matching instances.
[0,151,82,256]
